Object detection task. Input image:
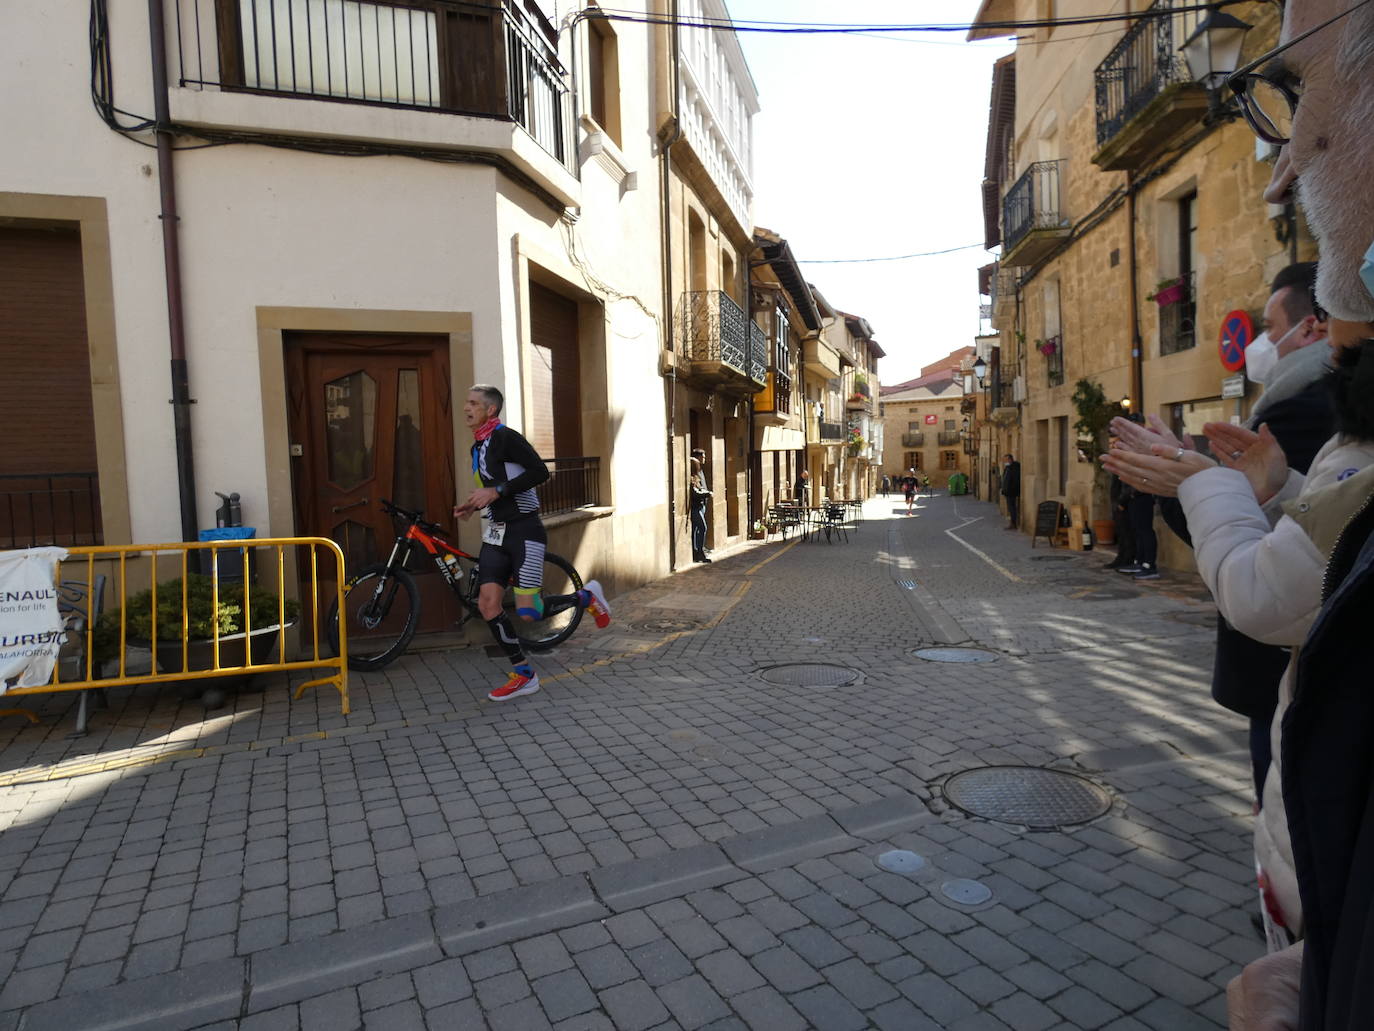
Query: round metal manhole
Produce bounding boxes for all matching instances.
[1170,610,1218,627]
[759,663,859,687]
[913,648,998,664]
[876,850,927,875]
[944,765,1112,828]
[941,879,994,906]
[632,618,702,634]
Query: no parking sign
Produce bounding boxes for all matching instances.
[1219,310,1253,372]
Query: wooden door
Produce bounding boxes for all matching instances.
[286,333,458,633]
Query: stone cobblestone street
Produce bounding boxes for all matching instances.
[0,493,1262,1029]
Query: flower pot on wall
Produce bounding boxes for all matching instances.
[1153,283,1184,306]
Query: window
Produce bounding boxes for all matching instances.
[1056,415,1069,495]
[1043,279,1064,387]
[908,421,921,433]
[905,452,923,471]
[1162,191,1199,355]
[587,15,622,146]
[941,451,959,470]
[944,419,955,431]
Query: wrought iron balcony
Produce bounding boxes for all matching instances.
[541,457,600,515]
[1002,161,1069,266]
[1158,271,1197,356]
[677,291,762,393]
[937,431,962,447]
[901,432,925,448]
[175,0,577,172]
[1092,1,1208,170]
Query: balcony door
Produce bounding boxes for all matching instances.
[286,332,458,633]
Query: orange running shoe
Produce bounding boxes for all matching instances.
[488,669,540,702]
[583,579,612,629]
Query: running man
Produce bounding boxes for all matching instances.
[903,470,917,514]
[454,385,611,702]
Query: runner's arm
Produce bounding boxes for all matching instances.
[501,432,551,493]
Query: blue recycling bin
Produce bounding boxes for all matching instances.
[197,527,257,582]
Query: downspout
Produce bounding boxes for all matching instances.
[660,0,683,570]
[747,280,757,530]
[148,0,199,542]
[1127,173,1144,416]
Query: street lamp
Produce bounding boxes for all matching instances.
[1183,7,1252,103]
[972,356,987,384]
[1120,395,1132,411]
[961,417,970,434]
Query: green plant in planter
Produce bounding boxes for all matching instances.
[1071,378,1126,515]
[93,574,300,665]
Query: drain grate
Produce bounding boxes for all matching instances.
[897,579,917,591]
[944,765,1112,828]
[632,618,703,634]
[759,663,859,687]
[1029,555,1074,562]
[913,647,997,664]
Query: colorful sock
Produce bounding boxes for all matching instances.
[515,588,544,620]
[486,613,527,667]
[514,663,534,678]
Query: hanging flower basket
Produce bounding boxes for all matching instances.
[1037,339,1058,357]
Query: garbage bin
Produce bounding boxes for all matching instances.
[197,526,257,582]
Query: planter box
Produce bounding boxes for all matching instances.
[1153,283,1185,306]
[140,622,293,675]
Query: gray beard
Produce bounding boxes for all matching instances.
[1297,87,1374,322]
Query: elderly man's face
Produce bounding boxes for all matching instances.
[1266,0,1374,321]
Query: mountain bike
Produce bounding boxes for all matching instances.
[326,499,584,671]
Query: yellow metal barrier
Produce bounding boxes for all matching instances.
[0,537,348,720]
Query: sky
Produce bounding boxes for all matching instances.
[727,1,1014,385]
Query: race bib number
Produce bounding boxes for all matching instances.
[482,520,506,546]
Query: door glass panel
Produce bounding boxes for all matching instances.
[325,371,376,491]
[393,369,426,515]
[332,519,378,572]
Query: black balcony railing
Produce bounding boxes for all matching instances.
[1094,0,1203,147]
[749,321,767,386]
[679,290,749,377]
[176,0,576,171]
[1003,160,1065,255]
[937,431,962,446]
[1,473,103,548]
[1045,335,1065,387]
[818,421,843,442]
[541,457,600,516]
[901,432,924,448]
[1158,271,1197,356]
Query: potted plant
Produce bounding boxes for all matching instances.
[1071,377,1126,541]
[846,426,865,456]
[94,574,300,678]
[1037,338,1058,357]
[1150,277,1186,306]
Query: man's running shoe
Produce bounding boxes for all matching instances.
[489,670,540,702]
[583,579,612,629]
[1133,566,1161,581]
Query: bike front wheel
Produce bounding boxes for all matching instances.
[327,563,420,670]
[507,552,584,652]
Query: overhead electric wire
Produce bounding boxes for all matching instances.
[579,3,1246,35]
[798,243,986,264]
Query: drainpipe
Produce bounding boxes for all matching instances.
[1126,173,1144,416]
[659,0,683,570]
[148,0,199,542]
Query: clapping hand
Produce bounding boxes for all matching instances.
[1108,414,1193,456]
[1202,422,1289,504]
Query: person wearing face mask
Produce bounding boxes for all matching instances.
[1150,265,1335,806]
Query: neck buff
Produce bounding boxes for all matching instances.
[1327,339,1374,443]
[473,417,502,441]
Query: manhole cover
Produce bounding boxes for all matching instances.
[941,879,993,905]
[1073,588,1141,601]
[876,850,927,875]
[944,765,1112,828]
[1170,610,1218,627]
[913,648,997,664]
[632,618,702,634]
[1029,555,1074,562]
[759,663,859,687]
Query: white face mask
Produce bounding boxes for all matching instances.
[1245,333,1278,384]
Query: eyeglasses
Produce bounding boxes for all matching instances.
[1227,0,1372,146]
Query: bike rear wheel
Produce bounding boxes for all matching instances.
[507,552,584,652]
[327,563,420,670]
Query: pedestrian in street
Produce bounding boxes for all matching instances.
[903,469,917,514]
[1103,470,1136,570]
[1000,454,1021,529]
[881,474,891,496]
[689,454,712,564]
[453,385,612,702]
[794,468,810,505]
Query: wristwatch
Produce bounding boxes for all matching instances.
[495,483,505,497]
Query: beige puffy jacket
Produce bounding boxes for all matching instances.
[1179,436,1374,940]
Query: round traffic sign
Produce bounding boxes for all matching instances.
[1219,310,1254,372]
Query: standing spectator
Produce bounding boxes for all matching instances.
[1103,471,1136,570]
[794,468,811,505]
[689,450,711,564]
[1000,454,1021,529]
[903,469,917,514]
[880,474,891,496]
[1119,486,1159,581]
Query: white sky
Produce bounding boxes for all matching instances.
[728,1,1013,384]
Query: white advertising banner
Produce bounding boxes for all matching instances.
[0,547,68,692]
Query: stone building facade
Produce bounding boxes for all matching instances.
[880,347,974,490]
